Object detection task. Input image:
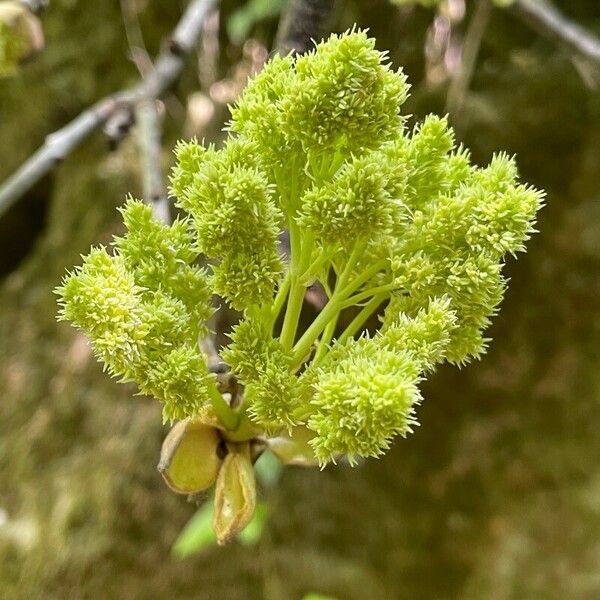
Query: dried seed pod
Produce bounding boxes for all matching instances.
[213,443,256,545]
[158,418,222,495]
[267,426,319,467]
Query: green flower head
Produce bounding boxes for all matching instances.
[57,30,544,468]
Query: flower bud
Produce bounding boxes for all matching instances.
[213,443,256,545]
[158,418,221,495]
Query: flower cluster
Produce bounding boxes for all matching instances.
[57,30,543,468]
[56,199,216,422]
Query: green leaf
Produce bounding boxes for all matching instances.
[171,501,216,558]
[172,499,270,557]
[237,501,268,546]
[254,451,283,487]
[227,0,286,45]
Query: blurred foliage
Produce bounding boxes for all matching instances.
[390,0,515,7]
[227,0,286,44]
[1,0,600,599]
[172,500,218,558]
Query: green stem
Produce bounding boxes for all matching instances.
[206,380,239,430]
[341,283,400,309]
[299,249,333,283]
[337,294,387,346]
[279,277,305,351]
[271,271,291,326]
[337,259,388,298]
[279,225,314,350]
[336,241,365,290]
[311,241,365,362]
[291,240,374,367]
[223,412,260,442]
[312,312,339,365]
[291,291,345,366]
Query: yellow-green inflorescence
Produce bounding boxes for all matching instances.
[56,30,544,466]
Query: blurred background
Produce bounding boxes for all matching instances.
[1,0,600,598]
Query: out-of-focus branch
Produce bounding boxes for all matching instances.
[0,0,217,219]
[510,0,600,68]
[18,0,48,14]
[119,0,152,76]
[135,100,170,223]
[445,0,492,123]
[275,0,334,55]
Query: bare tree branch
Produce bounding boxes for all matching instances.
[119,0,153,77]
[135,99,170,223]
[510,0,600,68]
[445,0,492,124]
[18,0,48,14]
[275,0,335,55]
[0,0,217,219]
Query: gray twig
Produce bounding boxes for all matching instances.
[135,100,170,223]
[445,0,492,124]
[0,0,217,218]
[19,0,48,14]
[510,0,600,67]
[119,0,153,77]
[275,0,335,55]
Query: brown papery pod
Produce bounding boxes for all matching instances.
[213,442,256,545]
[157,418,222,495]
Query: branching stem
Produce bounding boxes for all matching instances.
[206,379,239,430]
[337,259,388,299]
[337,294,387,346]
[271,272,291,326]
[341,283,401,309]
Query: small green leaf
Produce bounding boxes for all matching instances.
[171,501,216,558]
[237,501,268,546]
[254,451,283,487]
[227,0,286,45]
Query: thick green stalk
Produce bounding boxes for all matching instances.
[279,226,314,350]
[223,412,260,442]
[291,291,346,366]
[312,313,339,365]
[271,271,291,326]
[206,380,239,430]
[279,276,305,350]
[290,405,313,423]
